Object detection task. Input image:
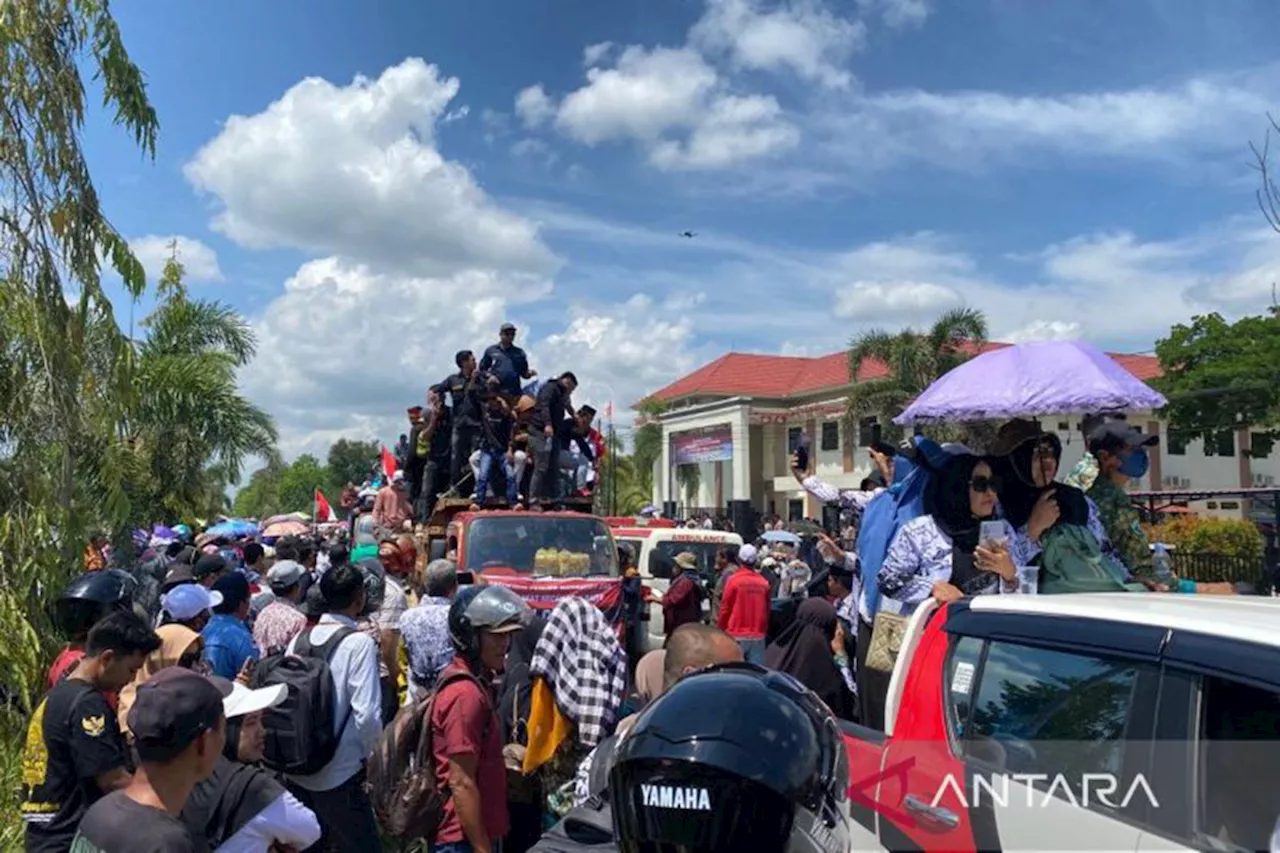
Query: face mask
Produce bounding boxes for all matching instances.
[1118,447,1149,479]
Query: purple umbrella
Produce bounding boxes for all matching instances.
[894,340,1167,425]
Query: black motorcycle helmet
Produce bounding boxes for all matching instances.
[447,584,530,662]
[53,569,138,642]
[610,662,852,853]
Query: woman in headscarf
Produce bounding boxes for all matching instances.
[765,599,854,719]
[181,679,321,852]
[498,617,546,853]
[991,419,1118,566]
[522,597,627,820]
[877,454,1034,617]
[116,624,205,739]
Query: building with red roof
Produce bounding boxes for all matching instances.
[638,346,1275,525]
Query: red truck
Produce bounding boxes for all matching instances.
[843,592,1280,852]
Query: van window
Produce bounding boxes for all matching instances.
[944,635,985,740]
[1195,676,1280,852]
[961,641,1149,796]
[648,541,719,579]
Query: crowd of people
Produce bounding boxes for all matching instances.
[19,403,1262,853]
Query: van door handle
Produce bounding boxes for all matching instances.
[903,794,960,830]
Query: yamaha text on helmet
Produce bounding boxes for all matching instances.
[610,662,852,853]
[54,569,138,642]
[447,584,531,658]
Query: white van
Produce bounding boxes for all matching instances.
[612,524,743,652]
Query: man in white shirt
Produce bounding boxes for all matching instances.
[285,563,382,852]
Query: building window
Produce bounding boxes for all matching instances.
[1213,430,1235,458]
[1167,430,1188,456]
[787,426,803,452]
[857,417,878,448]
[820,421,840,451]
[1250,432,1274,459]
[1057,421,1070,432]
[787,498,803,521]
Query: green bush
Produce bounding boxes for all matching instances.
[1143,515,1265,562]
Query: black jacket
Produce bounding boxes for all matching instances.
[530,380,571,433]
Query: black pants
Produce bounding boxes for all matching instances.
[529,431,559,502]
[450,422,481,492]
[407,457,425,503]
[418,458,446,521]
[855,617,891,732]
[291,769,381,853]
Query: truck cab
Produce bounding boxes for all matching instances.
[846,594,1280,852]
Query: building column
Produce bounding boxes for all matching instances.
[1238,427,1253,517]
[803,418,817,518]
[1146,420,1163,492]
[731,407,752,502]
[658,422,670,508]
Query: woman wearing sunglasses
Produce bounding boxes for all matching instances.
[877,453,1035,617]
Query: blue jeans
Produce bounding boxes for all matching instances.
[737,638,766,665]
[474,449,518,504]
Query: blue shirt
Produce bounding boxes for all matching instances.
[202,613,259,679]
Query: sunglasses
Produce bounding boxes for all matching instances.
[969,475,1001,494]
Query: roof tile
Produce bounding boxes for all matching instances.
[646,343,1162,404]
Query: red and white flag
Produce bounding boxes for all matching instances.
[314,488,336,522]
[381,445,398,479]
[605,401,613,421]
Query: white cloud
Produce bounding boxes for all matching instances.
[184,59,710,459]
[649,93,798,170]
[857,0,930,29]
[815,72,1280,176]
[833,280,963,322]
[690,0,864,89]
[129,235,224,284]
[514,84,556,129]
[1003,320,1083,343]
[583,41,615,66]
[510,137,559,166]
[185,58,558,279]
[552,45,798,170]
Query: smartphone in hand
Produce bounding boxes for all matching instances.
[979,520,1007,551]
[794,432,811,472]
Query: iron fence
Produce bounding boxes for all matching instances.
[1170,551,1275,593]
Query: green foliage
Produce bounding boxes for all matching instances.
[1143,516,1266,563]
[1154,307,1280,439]
[846,308,989,443]
[595,428,651,516]
[631,399,667,499]
[328,438,381,488]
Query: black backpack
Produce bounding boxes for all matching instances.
[251,625,356,776]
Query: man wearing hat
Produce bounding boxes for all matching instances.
[372,469,413,536]
[480,321,536,399]
[160,584,223,634]
[406,404,428,508]
[192,553,229,590]
[1084,417,1161,581]
[202,574,258,680]
[71,668,228,851]
[662,552,704,639]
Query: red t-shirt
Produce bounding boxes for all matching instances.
[717,569,770,640]
[430,660,508,846]
[46,647,119,711]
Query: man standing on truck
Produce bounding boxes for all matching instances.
[479,322,536,399]
[528,371,578,506]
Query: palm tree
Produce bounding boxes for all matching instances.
[121,255,278,544]
[846,308,989,443]
[631,399,667,498]
[676,464,701,511]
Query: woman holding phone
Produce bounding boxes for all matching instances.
[877,453,1036,616]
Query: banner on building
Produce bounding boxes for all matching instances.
[672,426,733,465]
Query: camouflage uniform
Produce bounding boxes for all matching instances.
[1063,454,1099,492]
[1087,475,1152,580]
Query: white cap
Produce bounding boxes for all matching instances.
[391,470,405,484]
[223,681,287,719]
[160,584,223,621]
[738,544,758,566]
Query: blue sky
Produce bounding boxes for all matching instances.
[84,0,1280,459]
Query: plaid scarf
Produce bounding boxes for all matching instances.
[530,596,627,747]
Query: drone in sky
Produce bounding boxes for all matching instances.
[679,230,697,239]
